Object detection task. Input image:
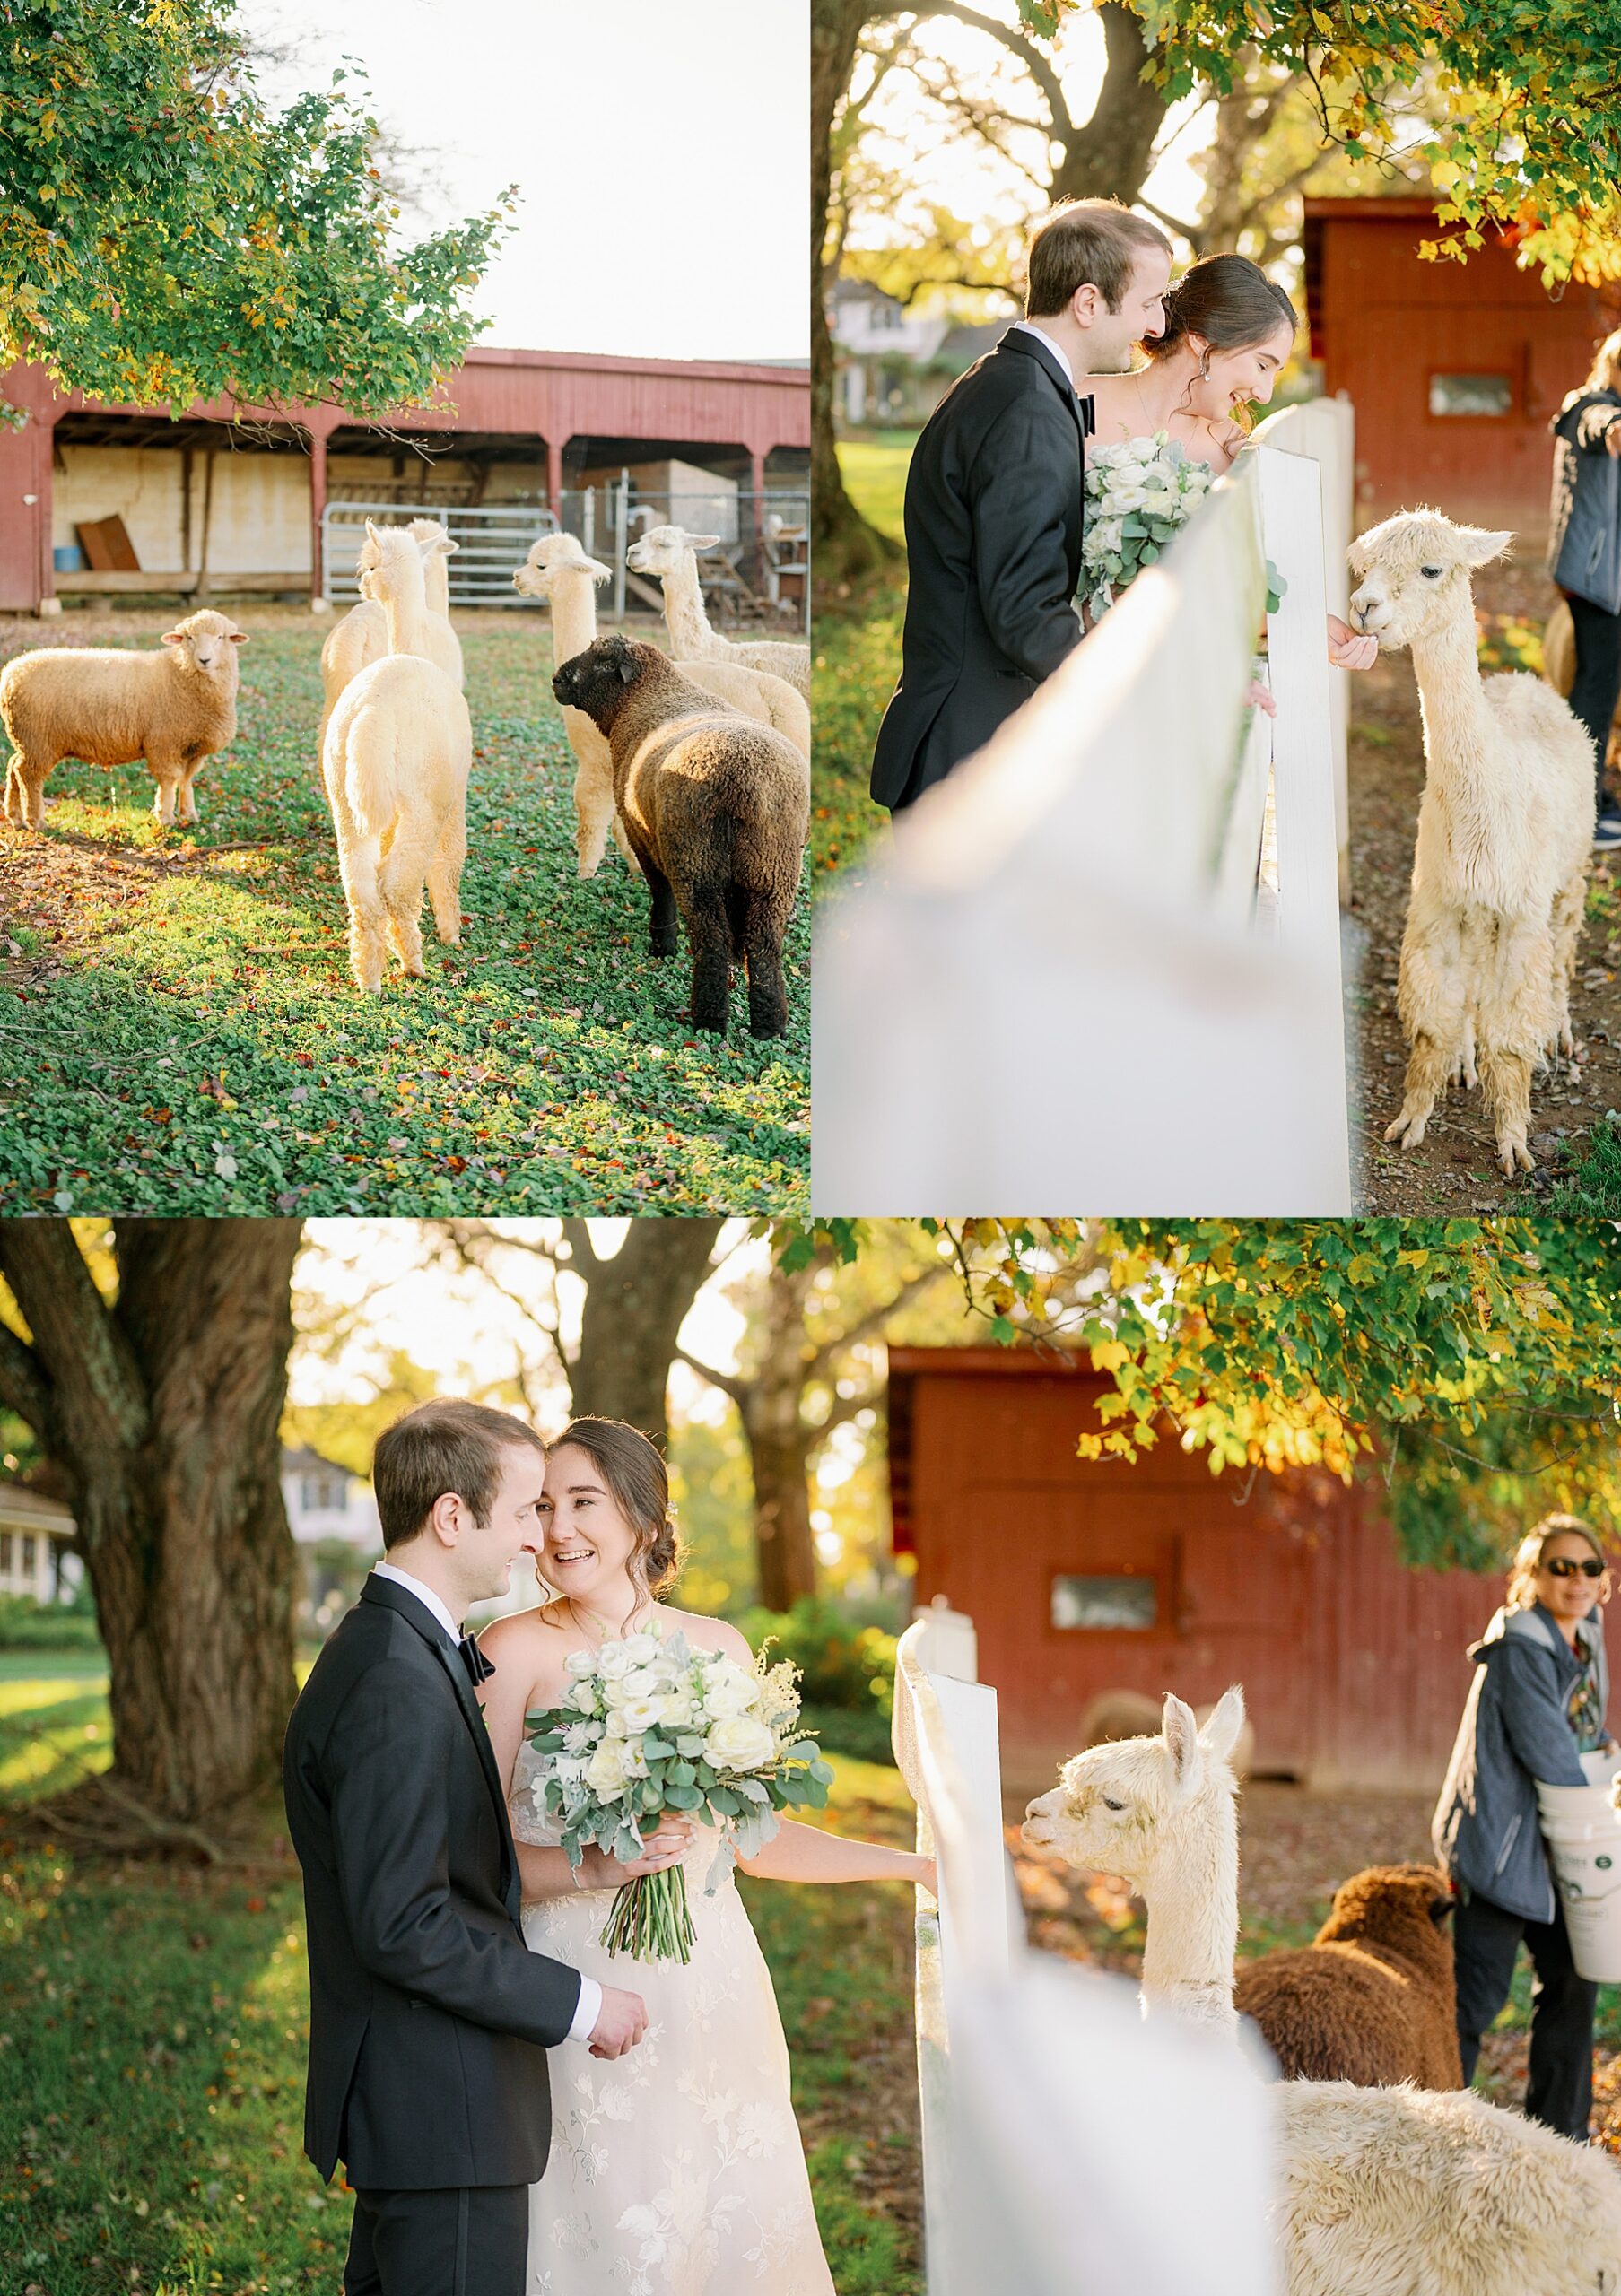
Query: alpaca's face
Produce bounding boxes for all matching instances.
[626,524,721,578]
[355,529,384,603]
[513,534,612,600]
[1022,1687,1245,1889]
[357,522,422,606]
[1347,511,1512,649]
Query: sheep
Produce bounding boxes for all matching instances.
[625,524,811,697]
[321,520,472,996]
[1024,1689,1621,2296]
[1,610,248,831]
[318,518,463,761]
[550,634,807,1039]
[1233,1863,1464,2089]
[1347,510,1595,1176]
[514,531,811,881]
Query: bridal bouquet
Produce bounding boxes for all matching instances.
[523,1630,833,1964]
[1081,429,1214,618]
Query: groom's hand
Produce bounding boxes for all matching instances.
[588,1984,649,2060]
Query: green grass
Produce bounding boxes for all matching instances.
[811,437,916,887]
[0,612,808,1214]
[2,1674,921,2294]
[1548,1112,1621,1216]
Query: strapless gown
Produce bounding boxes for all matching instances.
[510,1737,837,2295]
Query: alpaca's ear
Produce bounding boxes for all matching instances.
[433,536,458,559]
[1457,526,1512,566]
[1198,1684,1246,1766]
[1346,538,1370,580]
[1162,1693,1203,1802]
[692,534,722,552]
[365,518,381,547]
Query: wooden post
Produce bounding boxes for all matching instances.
[195,449,215,604]
[546,439,563,526]
[309,428,328,607]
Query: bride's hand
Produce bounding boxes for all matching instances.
[914,1855,938,1899]
[1243,679,1277,719]
[1327,613,1378,671]
[595,1818,694,1884]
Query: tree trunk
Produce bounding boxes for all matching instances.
[741,1258,819,1610]
[1052,3,1171,206]
[0,1219,302,1820]
[812,0,902,583]
[564,1218,725,1453]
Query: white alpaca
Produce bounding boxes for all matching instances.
[1024,1689,1621,2296]
[322,521,471,996]
[513,533,811,878]
[625,525,811,697]
[1347,510,1595,1176]
[318,518,464,761]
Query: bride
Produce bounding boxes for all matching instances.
[478,1414,936,2295]
[1087,250,1378,678]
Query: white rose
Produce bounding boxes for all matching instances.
[622,1667,664,1700]
[656,1690,695,1726]
[585,1739,630,1796]
[701,1663,758,1720]
[1137,488,1179,517]
[621,1632,661,1665]
[597,1642,634,1680]
[566,1682,600,1716]
[704,1714,776,1770]
[618,1696,665,1734]
[563,1648,597,1678]
[606,1709,630,1739]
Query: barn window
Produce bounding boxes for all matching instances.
[1051,1574,1158,1631]
[1429,373,1512,418]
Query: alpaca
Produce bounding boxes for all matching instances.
[1024,1690,1621,2296]
[318,518,463,761]
[1234,1863,1463,2088]
[1080,1688,1256,1779]
[321,521,472,995]
[2,610,247,831]
[514,532,812,880]
[1347,510,1595,1175]
[551,635,807,1038]
[625,525,811,697]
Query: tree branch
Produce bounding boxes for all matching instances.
[0,1225,147,1459]
[806,1265,948,1381]
[0,1314,50,1439]
[675,1347,751,1412]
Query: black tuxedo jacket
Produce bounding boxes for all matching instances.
[870,327,1090,812]
[283,1572,582,2190]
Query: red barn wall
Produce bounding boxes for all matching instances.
[1305,199,1620,539]
[890,1350,1617,1797]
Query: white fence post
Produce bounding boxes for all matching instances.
[893,1611,1280,2296]
[812,429,1352,1214]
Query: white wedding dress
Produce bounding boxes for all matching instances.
[510,1738,837,2296]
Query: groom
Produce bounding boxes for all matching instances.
[283,1399,648,2296]
[869,198,1173,813]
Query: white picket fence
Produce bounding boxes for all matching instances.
[812,400,1357,1215]
[893,1605,1280,2296]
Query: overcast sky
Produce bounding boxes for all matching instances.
[239,0,808,364]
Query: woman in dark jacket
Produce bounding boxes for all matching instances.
[1433,1512,1617,2138]
[1547,330,1621,850]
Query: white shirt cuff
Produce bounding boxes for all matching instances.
[567,1975,602,2044]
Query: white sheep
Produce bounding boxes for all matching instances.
[1,610,248,831]
[1024,1689,1621,2296]
[1347,510,1595,1176]
[513,531,811,879]
[625,524,810,697]
[318,517,463,761]
[321,521,471,995]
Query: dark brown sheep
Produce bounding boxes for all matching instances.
[552,635,807,1038]
[1234,1862,1463,2088]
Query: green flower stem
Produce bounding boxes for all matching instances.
[599,1865,696,1965]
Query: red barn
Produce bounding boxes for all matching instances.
[1304,197,1621,535]
[888,1346,1617,1796]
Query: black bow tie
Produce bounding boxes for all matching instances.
[458,1631,496,1685]
[1077,392,1095,439]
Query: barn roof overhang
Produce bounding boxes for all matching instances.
[1299,196,1525,362]
[885,1344,1104,1556]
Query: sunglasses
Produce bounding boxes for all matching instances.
[1543,1555,1608,1579]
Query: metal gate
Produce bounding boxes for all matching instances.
[320,500,561,611]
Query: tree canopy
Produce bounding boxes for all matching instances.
[797,1219,1621,1569]
[1,0,512,417]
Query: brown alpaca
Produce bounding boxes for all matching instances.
[1235,1863,1464,2088]
[551,635,807,1039]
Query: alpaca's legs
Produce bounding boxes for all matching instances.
[337,831,388,996]
[573,759,617,880]
[1478,918,1556,1174]
[1454,1013,1478,1091]
[1386,919,1468,1148]
[1548,866,1588,1071]
[379,824,431,978]
[426,807,466,945]
[612,810,635,865]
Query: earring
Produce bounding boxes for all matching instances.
[1198,351,1211,378]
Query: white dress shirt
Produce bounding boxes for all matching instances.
[368,1561,602,2046]
[1011,317,1076,388]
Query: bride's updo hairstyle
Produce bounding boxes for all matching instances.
[549,1416,684,1601]
[1145,252,1297,372]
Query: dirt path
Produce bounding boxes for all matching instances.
[1348,559,1621,1210]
